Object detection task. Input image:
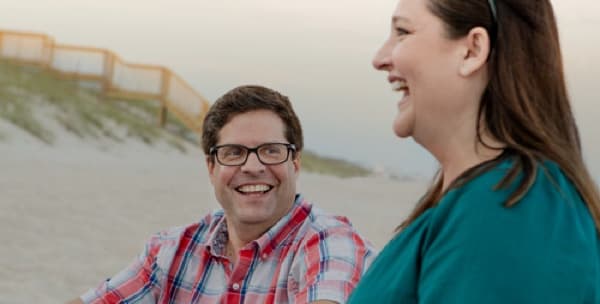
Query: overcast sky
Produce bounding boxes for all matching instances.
[1,0,599,179]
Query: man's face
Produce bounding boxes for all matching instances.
[207,110,300,233]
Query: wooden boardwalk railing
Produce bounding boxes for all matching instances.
[0,29,210,137]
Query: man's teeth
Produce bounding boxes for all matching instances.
[238,184,271,193]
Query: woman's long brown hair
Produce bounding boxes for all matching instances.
[398,0,600,232]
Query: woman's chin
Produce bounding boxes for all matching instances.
[394,131,412,138]
[392,116,414,138]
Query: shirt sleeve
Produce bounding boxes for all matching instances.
[293,219,376,304]
[80,234,164,304]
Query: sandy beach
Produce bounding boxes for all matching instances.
[0,120,426,303]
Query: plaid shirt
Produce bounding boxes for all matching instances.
[81,195,375,304]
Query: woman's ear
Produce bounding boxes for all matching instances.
[459,27,491,77]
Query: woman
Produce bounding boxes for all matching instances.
[348,0,600,303]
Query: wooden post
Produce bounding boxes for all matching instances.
[0,31,4,60]
[159,103,168,127]
[44,36,55,70]
[101,51,115,98]
[159,68,171,127]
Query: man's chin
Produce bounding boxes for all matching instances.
[236,208,285,227]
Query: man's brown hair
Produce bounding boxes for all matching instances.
[201,85,303,162]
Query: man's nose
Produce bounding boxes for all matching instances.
[241,151,266,172]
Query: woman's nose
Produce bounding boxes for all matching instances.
[372,39,392,71]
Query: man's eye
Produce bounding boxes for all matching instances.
[223,148,243,157]
[264,146,283,155]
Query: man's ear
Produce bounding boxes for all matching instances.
[458,26,491,77]
[206,156,216,185]
[292,152,301,176]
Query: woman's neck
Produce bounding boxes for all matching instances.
[424,125,505,191]
[439,144,503,191]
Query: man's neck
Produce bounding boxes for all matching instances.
[223,198,297,264]
[224,219,271,264]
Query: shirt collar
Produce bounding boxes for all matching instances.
[253,194,312,258]
[204,214,228,258]
[204,194,312,259]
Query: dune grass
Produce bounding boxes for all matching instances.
[301,150,371,178]
[0,60,372,177]
[0,86,54,144]
[0,61,189,151]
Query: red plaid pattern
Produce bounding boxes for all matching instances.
[81,195,375,303]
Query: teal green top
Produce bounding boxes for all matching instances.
[348,157,600,303]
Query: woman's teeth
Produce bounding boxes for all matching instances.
[391,80,408,92]
[391,80,409,101]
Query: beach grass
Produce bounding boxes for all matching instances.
[0,86,54,143]
[0,60,372,177]
[0,61,188,151]
[302,150,371,178]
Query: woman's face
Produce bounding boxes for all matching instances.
[372,0,471,143]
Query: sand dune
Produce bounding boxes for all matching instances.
[0,121,425,303]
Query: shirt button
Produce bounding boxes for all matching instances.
[232,283,240,291]
[262,253,268,260]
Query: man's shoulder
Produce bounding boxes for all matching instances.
[299,202,376,251]
[149,209,225,248]
[305,205,353,230]
[293,202,367,244]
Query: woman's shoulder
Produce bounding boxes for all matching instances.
[429,156,596,246]
[441,156,582,210]
[435,156,516,213]
[533,159,582,204]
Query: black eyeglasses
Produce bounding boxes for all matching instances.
[209,143,296,166]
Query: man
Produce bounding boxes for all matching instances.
[70,85,375,304]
